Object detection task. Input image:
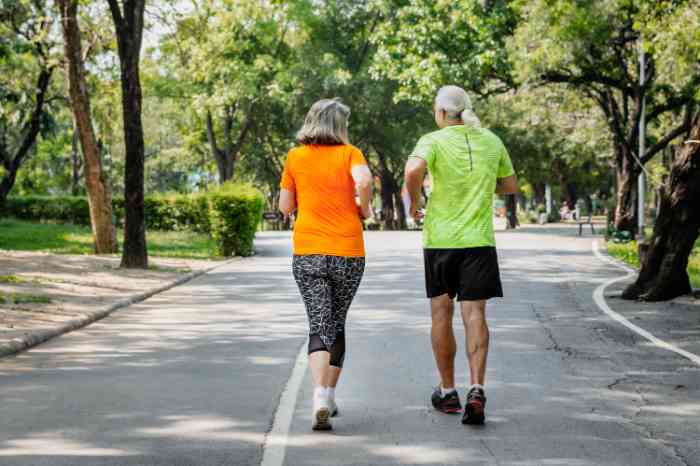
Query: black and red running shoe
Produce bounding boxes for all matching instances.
[431,387,462,414]
[462,386,486,425]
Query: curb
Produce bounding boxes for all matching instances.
[0,258,236,359]
[598,240,700,302]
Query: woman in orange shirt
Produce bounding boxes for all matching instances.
[279,98,373,431]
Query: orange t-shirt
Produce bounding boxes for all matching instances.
[280,144,367,257]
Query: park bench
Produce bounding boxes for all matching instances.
[576,209,595,236]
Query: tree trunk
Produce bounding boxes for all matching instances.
[533,182,545,206]
[393,189,407,230]
[622,115,700,301]
[205,108,253,184]
[107,0,148,268]
[505,194,519,229]
[379,172,396,230]
[0,68,53,207]
[614,152,639,234]
[71,126,81,195]
[60,0,118,254]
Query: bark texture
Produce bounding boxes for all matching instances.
[205,107,253,183]
[60,0,118,254]
[622,114,700,301]
[505,194,519,229]
[0,68,53,206]
[107,0,148,268]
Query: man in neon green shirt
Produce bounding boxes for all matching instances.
[405,85,518,425]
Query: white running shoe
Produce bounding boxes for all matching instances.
[312,391,332,431]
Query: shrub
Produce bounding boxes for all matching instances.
[208,183,264,257]
[3,195,92,225]
[2,184,264,257]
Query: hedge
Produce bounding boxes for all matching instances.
[1,184,264,257]
[208,183,264,257]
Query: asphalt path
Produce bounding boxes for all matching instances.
[0,227,698,465]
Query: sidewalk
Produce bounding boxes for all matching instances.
[0,250,225,357]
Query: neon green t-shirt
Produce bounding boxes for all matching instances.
[410,125,515,249]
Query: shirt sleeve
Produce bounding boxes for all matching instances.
[280,152,295,191]
[350,146,368,168]
[409,135,435,166]
[497,143,515,179]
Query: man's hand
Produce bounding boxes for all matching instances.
[405,157,428,221]
[410,203,424,220]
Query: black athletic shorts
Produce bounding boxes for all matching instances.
[423,247,503,301]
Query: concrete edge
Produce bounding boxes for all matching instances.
[0,258,237,359]
[597,239,700,303]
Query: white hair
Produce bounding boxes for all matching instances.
[435,85,481,127]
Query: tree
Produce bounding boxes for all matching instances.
[0,1,55,207]
[296,0,432,229]
[59,0,117,253]
[371,0,517,102]
[622,1,700,301]
[107,0,147,268]
[370,0,519,227]
[161,0,294,184]
[509,0,699,234]
[484,86,613,212]
[623,114,700,301]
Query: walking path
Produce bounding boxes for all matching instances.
[0,227,698,465]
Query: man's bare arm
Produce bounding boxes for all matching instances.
[496,175,518,195]
[404,157,427,218]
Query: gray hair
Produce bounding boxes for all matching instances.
[296,98,351,145]
[435,85,481,127]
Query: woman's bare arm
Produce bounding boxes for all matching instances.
[352,164,373,219]
[278,188,297,216]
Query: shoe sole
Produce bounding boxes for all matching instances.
[312,407,332,431]
[462,402,485,425]
[437,406,462,415]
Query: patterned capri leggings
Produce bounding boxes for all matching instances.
[293,254,365,368]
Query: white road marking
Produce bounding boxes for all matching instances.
[260,342,308,466]
[592,240,700,366]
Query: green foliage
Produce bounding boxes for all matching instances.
[0,274,28,284]
[0,292,52,305]
[370,0,517,102]
[3,195,92,225]
[208,183,264,257]
[3,183,264,257]
[0,218,217,260]
[606,237,700,289]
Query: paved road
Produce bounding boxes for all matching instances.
[0,228,698,465]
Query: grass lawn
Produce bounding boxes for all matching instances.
[0,218,218,260]
[607,238,700,289]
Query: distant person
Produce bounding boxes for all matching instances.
[278,98,373,431]
[404,85,518,425]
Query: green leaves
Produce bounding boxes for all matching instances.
[370,0,517,103]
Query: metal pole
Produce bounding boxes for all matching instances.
[638,37,646,238]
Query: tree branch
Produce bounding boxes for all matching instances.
[642,121,692,164]
[540,69,631,93]
[106,0,123,31]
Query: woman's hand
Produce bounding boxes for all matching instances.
[358,204,372,220]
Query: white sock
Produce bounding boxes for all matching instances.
[441,386,457,397]
[470,383,484,392]
[327,387,335,401]
[314,386,328,400]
